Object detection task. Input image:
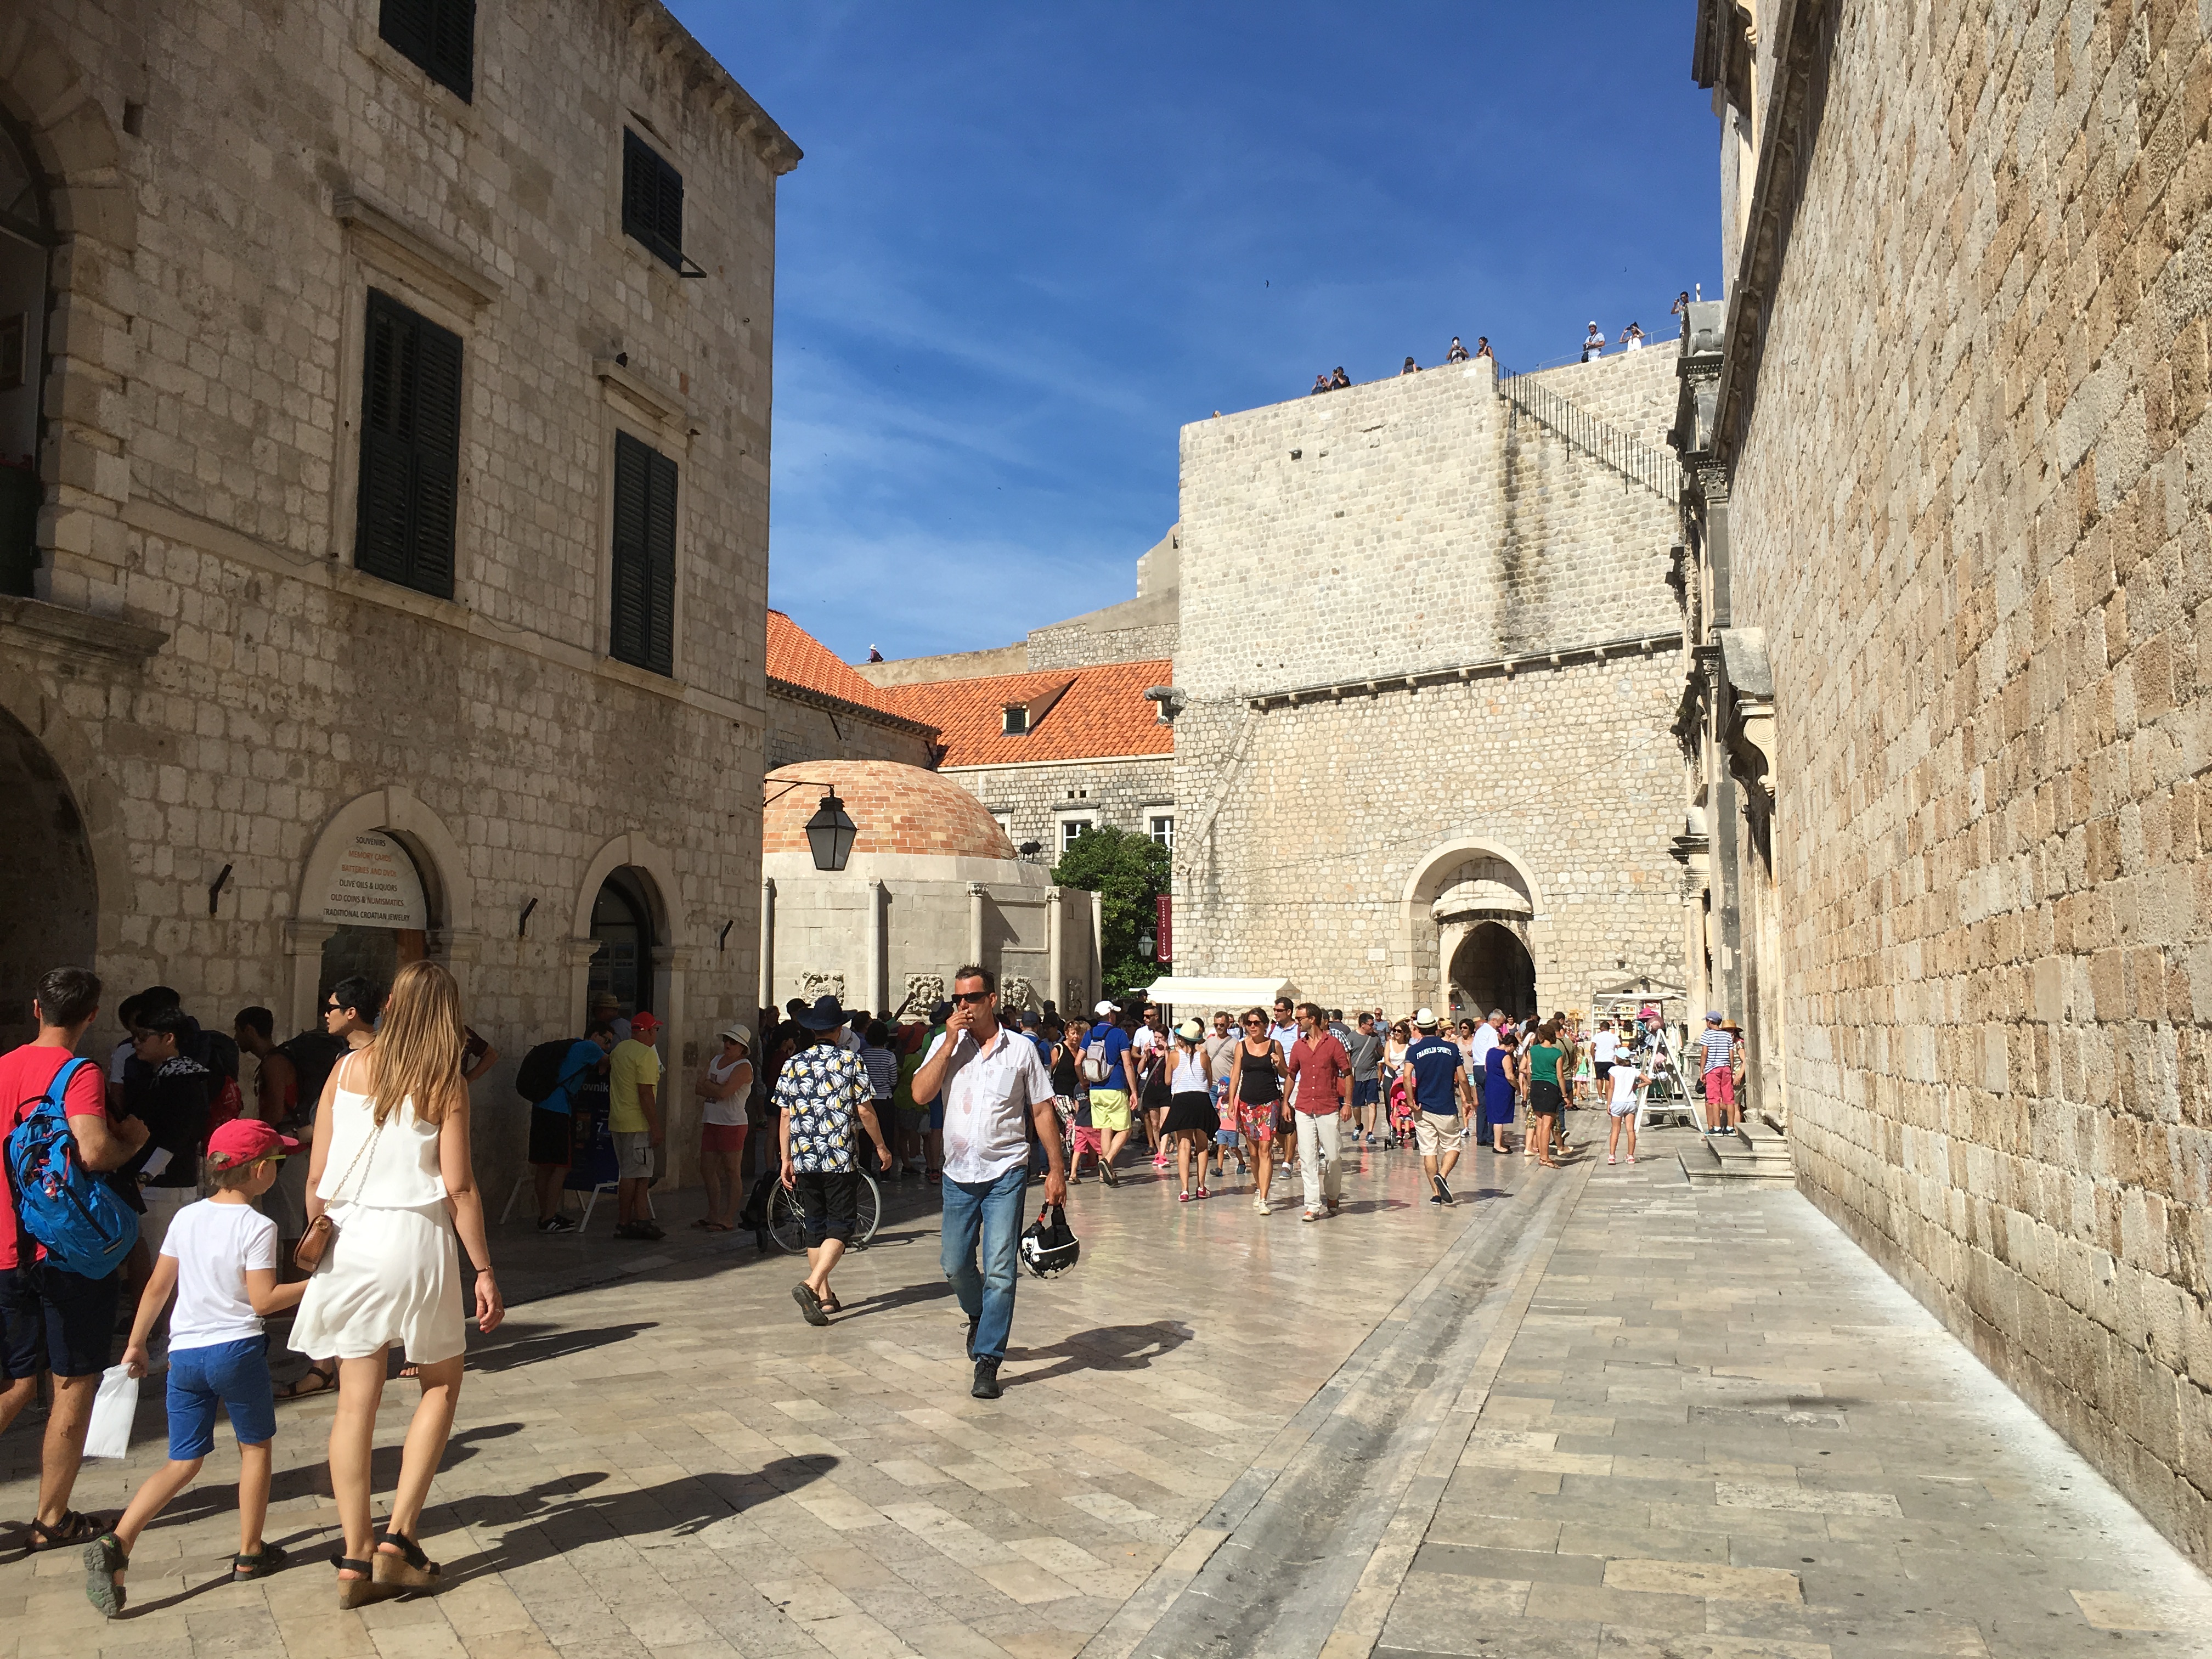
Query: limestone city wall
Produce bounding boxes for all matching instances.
[1724,0,2212,1564]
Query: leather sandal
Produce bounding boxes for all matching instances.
[335,1555,383,1609]
[29,1510,101,1551]
[372,1528,441,1591]
[233,1541,288,1579]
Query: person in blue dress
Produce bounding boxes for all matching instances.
[1481,1023,1517,1155]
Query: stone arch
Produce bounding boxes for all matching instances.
[286,788,476,1031]
[1399,838,1546,1016]
[0,659,134,973]
[568,832,686,1032]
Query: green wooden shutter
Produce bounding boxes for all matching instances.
[356,290,462,600]
[610,432,651,668]
[644,447,678,675]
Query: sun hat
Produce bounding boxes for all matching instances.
[798,995,848,1032]
[718,1022,753,1049]
[1413,1007,1440,1030]
[1176,1018,1203,1042]
[207,1119,298,1170]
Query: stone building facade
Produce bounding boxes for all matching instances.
[1675,0,2212,1564]
[0,0,794,1195]
[1170,347,1691,1017]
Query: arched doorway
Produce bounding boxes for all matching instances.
[0,703,94,1046]
[1449,923,1536,1021]
[0,111,53,595]
[315,828,431,1011]
[588,867,657,1018]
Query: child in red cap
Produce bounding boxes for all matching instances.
[84,1119,304,1617]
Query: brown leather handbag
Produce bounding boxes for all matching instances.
[291,1118,383,1274]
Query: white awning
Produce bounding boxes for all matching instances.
[1142,976,1300,1010]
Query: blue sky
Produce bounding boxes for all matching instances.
[667,3,1723,662]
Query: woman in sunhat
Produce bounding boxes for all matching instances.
[1161,1019,1219,1200]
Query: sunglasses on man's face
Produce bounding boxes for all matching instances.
[952,990,992,1005]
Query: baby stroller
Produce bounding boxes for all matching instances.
[1385,1075,1418,1149]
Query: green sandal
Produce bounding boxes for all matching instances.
[83,1531,127,1618]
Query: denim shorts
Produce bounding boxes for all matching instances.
[167,1335,276,1458]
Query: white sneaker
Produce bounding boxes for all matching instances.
[1252,1196,1269,1215]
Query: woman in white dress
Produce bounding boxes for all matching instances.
[290,960,503,1606]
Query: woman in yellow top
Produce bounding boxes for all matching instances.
[1519,1021,1568,1169]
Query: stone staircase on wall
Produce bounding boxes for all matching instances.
[1497,370,1684,504]
[1678,1115,1797,1186]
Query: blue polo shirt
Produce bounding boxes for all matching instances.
[1405,1034,1465,1114]
[537,1040,605,1116]
[1099,1025,1133,1092]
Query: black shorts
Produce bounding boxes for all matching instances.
[0,1262,122,1381]
[791,1170,859,1244]
[1528,1080,1566,1116]
[528,1107,574,1166]
[1594,1061,1614,1083]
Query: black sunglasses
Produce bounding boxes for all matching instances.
[952,989,993,1005]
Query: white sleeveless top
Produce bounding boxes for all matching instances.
[1171,1048,1211,1094]
[317,1052,448,1208]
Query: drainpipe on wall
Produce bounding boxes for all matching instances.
[758,877,775,1007]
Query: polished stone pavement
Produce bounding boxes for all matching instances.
[1,1122,2206,1658]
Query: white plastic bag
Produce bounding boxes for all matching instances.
[81,1365,138,1460]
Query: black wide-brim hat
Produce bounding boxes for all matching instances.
[799,995,849,1032]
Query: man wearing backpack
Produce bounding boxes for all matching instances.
[522,1024,615,1233]
[0,967,150,1550]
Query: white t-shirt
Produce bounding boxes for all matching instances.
[927,1027,1056,1184]
[1470,1025,1500,1070]
[1132,1026,1163,1056]
[1594,1030,1620,1063]
[703,1054,751,1127]
[161,1199,277,1351]
[1609,1064,1641,1114]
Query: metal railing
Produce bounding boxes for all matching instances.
[1496,368,1683,504]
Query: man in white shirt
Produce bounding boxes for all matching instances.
[911,964,1066,1401]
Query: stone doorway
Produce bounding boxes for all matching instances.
[1448,922,1536,1022]
[0,703,96,1047]
[588,867,657,1018]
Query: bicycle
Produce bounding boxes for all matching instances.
[765,1170,882,1254]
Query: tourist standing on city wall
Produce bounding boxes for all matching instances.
[1403,1009,1473,1206]
[1228,1008,1288,1212]
[1162,1020,1218,1200]
[1285,1003,1352,1222]
[290,959,502,1607]
[911,966,1066,1401]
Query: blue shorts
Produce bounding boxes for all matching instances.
[167,1335,276,1458]
[1353,1077,1380,1108]
[925,1096,944,1133]
[1214,1128,1242,1147]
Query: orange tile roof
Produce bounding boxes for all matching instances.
[766,610,913,719]
[880,659,1175,768]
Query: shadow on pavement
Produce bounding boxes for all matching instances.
[433,1454,839,1587]
[1004,1322,1191,1387]
[142,1421,527,1536]
[830,1280,954,1322]
[464,1320,657,1372]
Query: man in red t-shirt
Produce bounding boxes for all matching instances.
[0,967,150,1549]
[1285,1002,1353,1222]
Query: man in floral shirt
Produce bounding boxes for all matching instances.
[777,995,889,1327]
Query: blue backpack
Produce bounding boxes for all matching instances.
[6,1058,138,1280]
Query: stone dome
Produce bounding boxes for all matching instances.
[763,760,1017,862]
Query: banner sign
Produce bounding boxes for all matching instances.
[1155,893,1172,963]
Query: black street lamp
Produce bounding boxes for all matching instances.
[767,778,861,872]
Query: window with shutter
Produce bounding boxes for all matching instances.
[610,431,678,675]
[354,290,463,601]
[380,0,475,101]
[621,129,687,272]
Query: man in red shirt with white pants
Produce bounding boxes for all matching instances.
[0,967,150,1549]
[1285,1002,1352,1221]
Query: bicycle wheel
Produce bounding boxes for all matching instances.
[854,1175,881,1248]
[765,1182,807,1254]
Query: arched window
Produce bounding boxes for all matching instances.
[589,868,656,1018]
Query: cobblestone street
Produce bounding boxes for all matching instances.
[4,1127,2207,1659]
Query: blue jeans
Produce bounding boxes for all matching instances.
[940,1164,1027,1362]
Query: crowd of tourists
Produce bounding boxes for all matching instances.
[0,947,1751,1616]
[1307,335,1494,395]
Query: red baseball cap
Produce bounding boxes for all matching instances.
[629,1011,663,1034]
[206,1119,300,1169]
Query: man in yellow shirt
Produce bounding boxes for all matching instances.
[608,1011,664,1240]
